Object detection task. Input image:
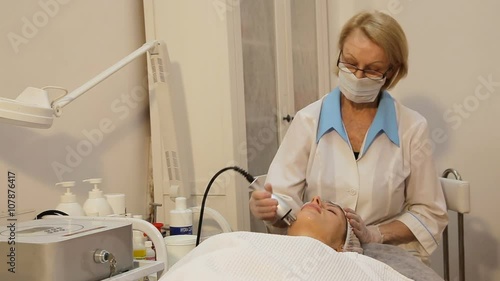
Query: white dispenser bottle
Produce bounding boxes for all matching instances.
[55,181,85,216]
[82,178,113,217]
[169,197,193,235]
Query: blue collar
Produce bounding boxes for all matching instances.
[316,87,400,153]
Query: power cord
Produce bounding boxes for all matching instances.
[35,209,68,220]
[196,166,255,246]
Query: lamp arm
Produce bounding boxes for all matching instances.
[51,40,160,116]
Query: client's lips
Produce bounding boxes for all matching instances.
[302,203,321,213]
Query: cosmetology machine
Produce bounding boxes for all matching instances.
[0,217,165,281]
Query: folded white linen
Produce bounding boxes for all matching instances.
[160,231,412,281]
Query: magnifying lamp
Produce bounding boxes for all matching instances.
[0,40,160,129]
[0,39,190,199]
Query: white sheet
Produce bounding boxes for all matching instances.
[160,232,412,281]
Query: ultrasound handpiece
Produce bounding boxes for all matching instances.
[249,176,297,226]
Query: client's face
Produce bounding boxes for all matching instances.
[287,196,347,251]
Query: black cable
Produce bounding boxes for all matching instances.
[35,209,68,220]
[196,166,255,246]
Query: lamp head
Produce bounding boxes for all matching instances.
[0,87,53,128]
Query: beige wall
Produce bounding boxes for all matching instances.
[0,1,150,222]
[329,1,500,280]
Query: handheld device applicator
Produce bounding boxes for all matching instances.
[248,175,297,226]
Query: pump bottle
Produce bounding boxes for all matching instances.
[169,197,193,235]
[55,181,85,216]
[82,178,113,217]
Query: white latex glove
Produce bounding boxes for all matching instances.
[345,208,383,244]
[249,183,278,222]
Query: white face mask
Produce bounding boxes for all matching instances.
[338,70,386,103]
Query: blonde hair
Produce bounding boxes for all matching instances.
[338,11,409,90]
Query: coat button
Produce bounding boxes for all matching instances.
[348,189,357,196]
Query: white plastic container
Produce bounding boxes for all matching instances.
[169,197,193,235]
[145,240,156,261]
[82,178,113,217]
[104,193,126,215]
[55,181,85,216]
[164,235,197,269]
[133,230,146,260]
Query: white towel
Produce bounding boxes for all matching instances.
[160,232,412,281]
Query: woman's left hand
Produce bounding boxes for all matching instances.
[345,208,383,244]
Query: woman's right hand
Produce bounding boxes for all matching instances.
[249,183,278,221]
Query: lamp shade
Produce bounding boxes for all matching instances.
[0,87,53,128]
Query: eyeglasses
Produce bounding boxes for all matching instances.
[337,51,391,81]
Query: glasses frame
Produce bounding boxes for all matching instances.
[336,51,392,81]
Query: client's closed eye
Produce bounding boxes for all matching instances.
[324,202,345,219]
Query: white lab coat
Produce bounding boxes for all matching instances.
[266,88,448,258]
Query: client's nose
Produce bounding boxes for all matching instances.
[311,196,322,205]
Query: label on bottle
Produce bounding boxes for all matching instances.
[170,225,192,235]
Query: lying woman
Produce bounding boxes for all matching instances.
[160,196,444,280]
